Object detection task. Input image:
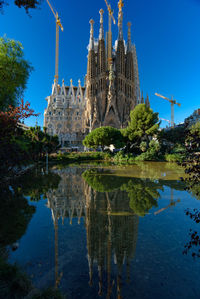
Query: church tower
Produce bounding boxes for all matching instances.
[85,19,96,129]
[85,0,142,131]
[96,9,107,127]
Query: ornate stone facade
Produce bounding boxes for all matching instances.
[44,0,142,143]
[44,79,86,147]
[85,0,141,130]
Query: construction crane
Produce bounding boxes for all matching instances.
[104,0,116,66]
[46,0,64,84]
[159,117,171,125]
[155,93,181,127]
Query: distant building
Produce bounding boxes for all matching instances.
[184,109,200,127]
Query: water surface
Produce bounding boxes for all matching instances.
[1,162,200,298]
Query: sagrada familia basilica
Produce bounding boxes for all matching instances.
[44,0,150,147]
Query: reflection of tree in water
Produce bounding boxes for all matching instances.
[0,166,61,250]
[182,181,200,258]
[0,168,62,298]
[121,180,161,216]
[0,182,35,298]
[83,169,164,216]
[0,184,35,249]
[183,208,200,258]
[16,167,61,201]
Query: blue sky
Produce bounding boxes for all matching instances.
[0,0,200,127]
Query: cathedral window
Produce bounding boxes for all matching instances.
[49,111,51,115]
[54,98,56,103]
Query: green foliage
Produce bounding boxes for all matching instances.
[121,180,159,216]
[159,125,186,145]
[0,258,32,298]
[113,151,135,164]
[165,153,185,163]
[0,36,33,110]
[140,141,147,152]
[171,143,186,154]
[0,185,36,247]
[24,126,60,159]
[82,169,125,192]
[135,139,161,161]
[82,169,161,216]
[17,167,61,201]
[54,151,106,163]
[181,121,200,195]
[83,126,125,150]
[186,121,200,148]
[0,122,60,179]
[149,139,160,152]
[0,258,64,299]
[123,104,160,144]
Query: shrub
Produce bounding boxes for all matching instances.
[165,153,185,163]
[140,141,147,152]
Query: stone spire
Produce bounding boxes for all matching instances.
[118,0,124,40]
[88,19,95,51]
[145,94,150,108]
[99,9,104,40]
[127,22,132,52]
[141,91,144,104]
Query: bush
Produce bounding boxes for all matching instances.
[149,139,161,152]
[113,151,135,164]
[140,141,147,152]
[165,153,185,163]
[171,143,186,154]
[135,140,161,161]
[135,151,156,161]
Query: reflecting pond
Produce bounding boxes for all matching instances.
[1,162,200,298]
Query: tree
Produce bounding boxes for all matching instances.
[158,125,186,146]
[181,121,200,258]
[0,0,41,12]
[123,104,160,148]
[83,126,125,151]
[24,125,59,161]
[0,99,38,178]
[181,121,200,190]
[0,36,33,110]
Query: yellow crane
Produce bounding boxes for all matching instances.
[155,93,181,127]
[46,0,64,84]
[104,0,116,65]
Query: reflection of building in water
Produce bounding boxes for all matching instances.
[46,169,139,297]
[84,184,139,298]
[46,168,85,225]
[46,167,86,288]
